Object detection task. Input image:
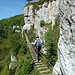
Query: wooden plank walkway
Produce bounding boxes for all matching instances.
[34,60,51,75]
[24,33,52,75]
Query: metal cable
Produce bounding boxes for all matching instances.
[23,30,60,74]
[37,49,60,74]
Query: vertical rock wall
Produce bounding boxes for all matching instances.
[22,1,58,37]
[58,0,75,75]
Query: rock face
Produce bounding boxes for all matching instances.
[22,1,58,37]
[9,55,16,69]
[58,0,75,75]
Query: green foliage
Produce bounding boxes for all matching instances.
[30,70,39,75]
[45,0,54,2]
[9,68,16,75]
[0,14,24,26]
[40,20,45,27]
[44,20,59,66]
[27,25,36,42]
[38,0,45,5]
[0,33,24,75]
[26,0,54,7]
[26,0,45,13]
[0,14,24,40]
[0,14,33,75]
[21,58,33,74]
[0,65,9,75]
[19,44,27,55]
[15,51,33,75]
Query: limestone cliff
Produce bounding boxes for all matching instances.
[22,1,58,37]
[58,0,75,75]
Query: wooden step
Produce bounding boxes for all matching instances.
[41,74,51,75]
[36,64,45,67]
[38,66,48,70]
[34,59,42,63]
[35,62,43,65]
[39,69,50,74]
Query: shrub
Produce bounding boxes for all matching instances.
[27,25,36,42]
[21,58,33,75]
[40,20,45,27]
[0,66,9,75]
[44,21,59,66]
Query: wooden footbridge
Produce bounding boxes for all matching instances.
[23,31,58,75]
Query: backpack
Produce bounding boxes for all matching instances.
[36,39,41,48]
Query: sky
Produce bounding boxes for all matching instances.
[0,0,28,20]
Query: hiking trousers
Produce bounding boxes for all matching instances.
[35,46,41,61]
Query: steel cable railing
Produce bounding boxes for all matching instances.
[23,30,60,75]
[37,49,60,75]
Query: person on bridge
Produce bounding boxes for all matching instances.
[34,36,42,62]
